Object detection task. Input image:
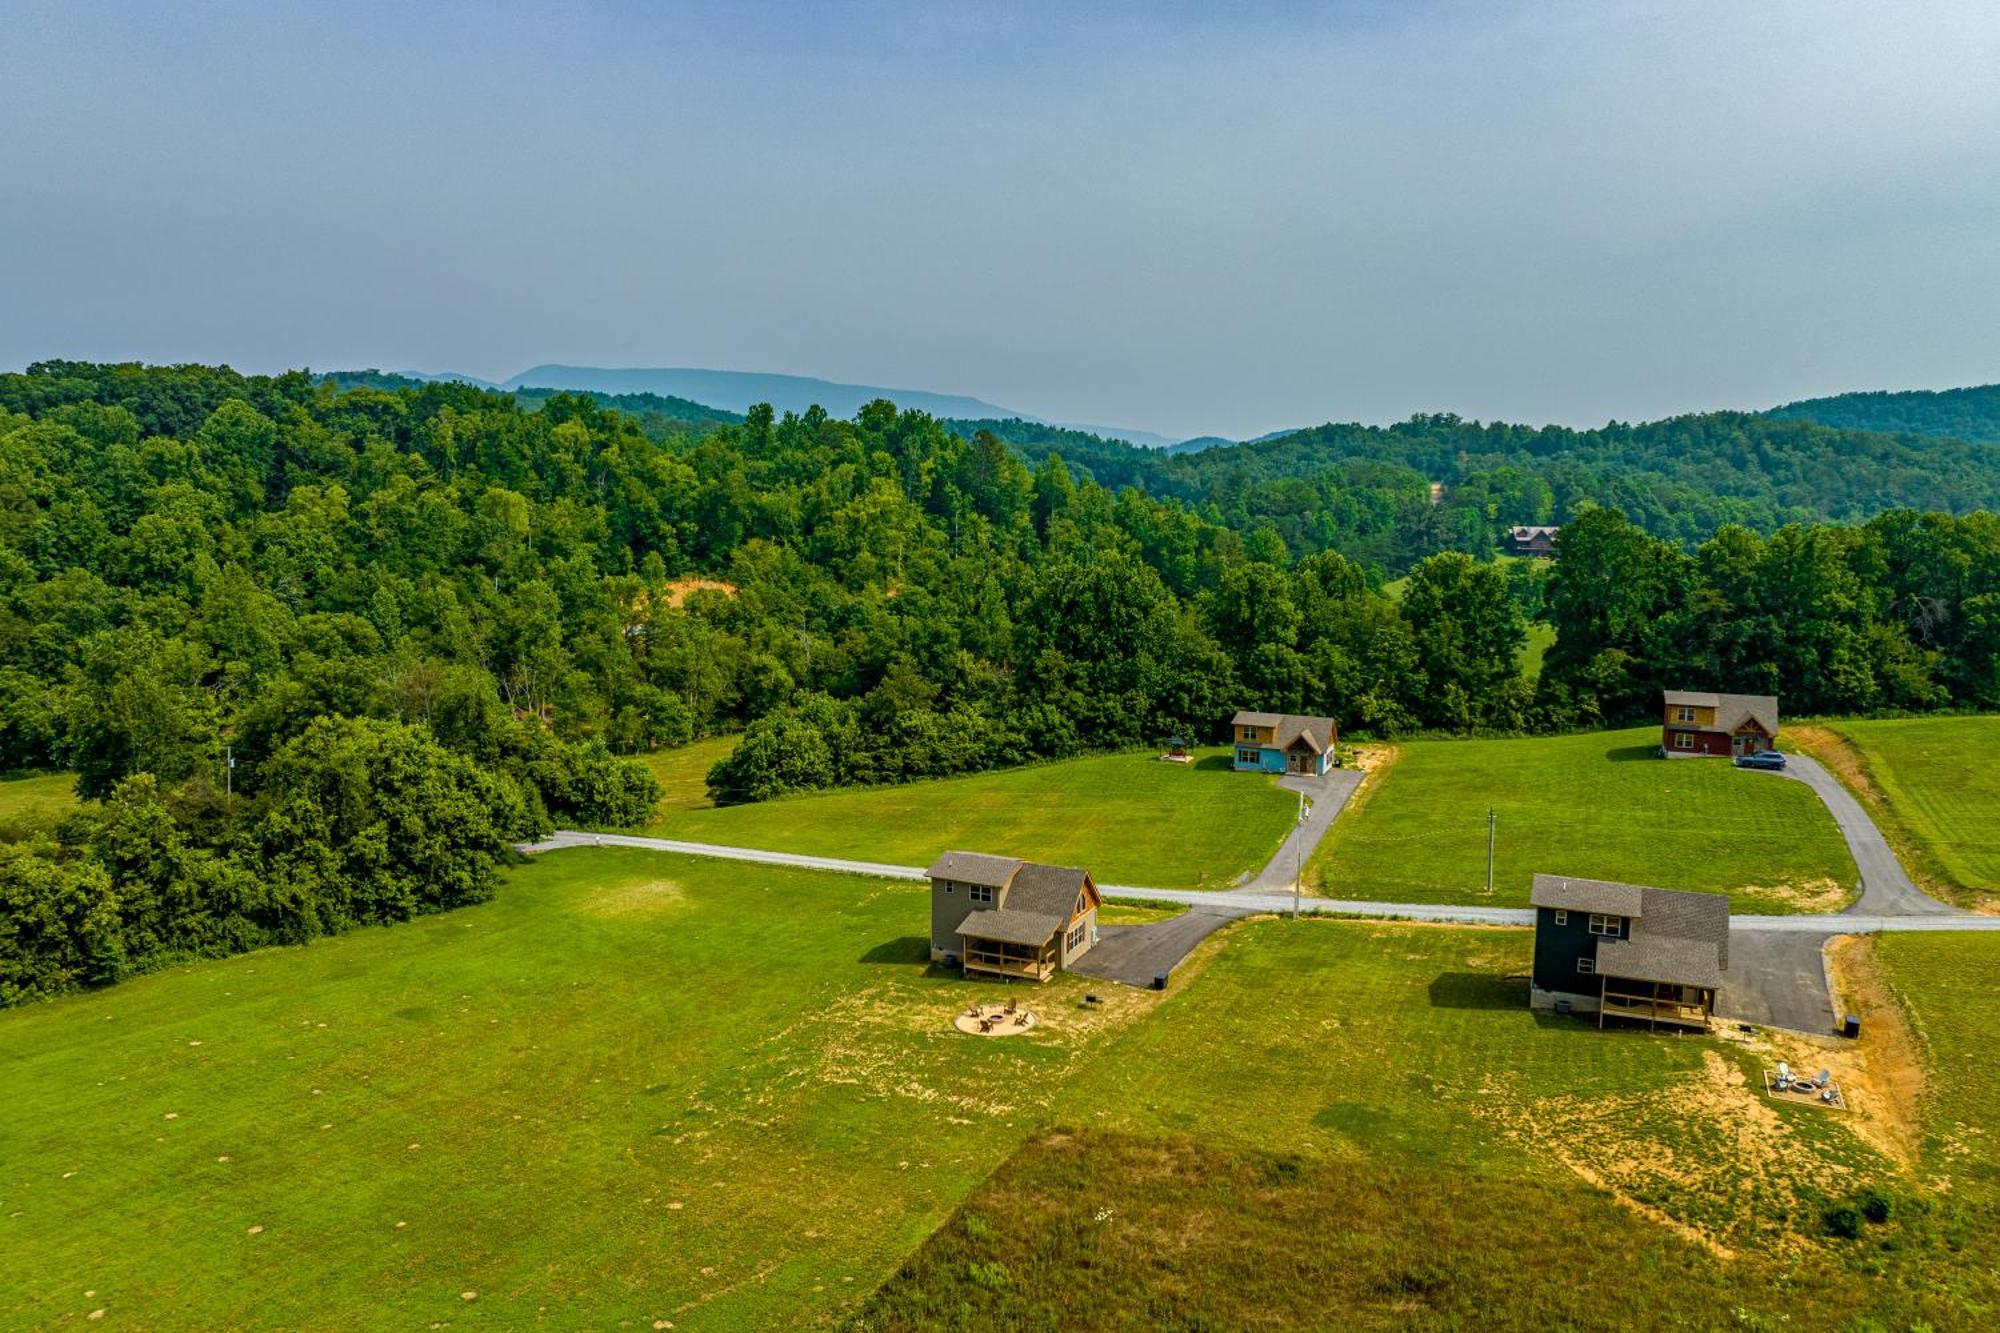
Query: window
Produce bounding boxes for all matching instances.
[1673,732,1695,750]
[1553,910,1568,926]
[969,885,994,905]
[1066,922,1086,951]
[1236,746,1261,765]
[1675,705,1696,723]
[1589,914,1622,938]
[1576,958,1595,975]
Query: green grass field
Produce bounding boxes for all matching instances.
[0,772,78,840]
[5,843,1998,1329]
[1311,727,1857,913]
[862,920,1999,1328]
[0,849,1168,1329]
[1821,716,2000,902]
[641,748,1298,889]
[637,734,739,814]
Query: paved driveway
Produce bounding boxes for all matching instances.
[1716,930,1839,1033]
[1067,904,1251,987]
[1777,754,1959,916]
[1243,769,1364,890]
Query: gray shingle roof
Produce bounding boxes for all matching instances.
[1596,935,1724,989]
[1535,872,1732,987]
[925,851,1024,887]
[1531,874,1646,917]
[956,908,1064,947]
[1232,711,1336,754]
[1004,862,1091,918]
[1664,689,1779,736]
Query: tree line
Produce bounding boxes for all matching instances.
[5,360,2000,1002]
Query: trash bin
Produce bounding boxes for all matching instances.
[1843,1014,1862,1039]
[1153,972,1167,991]
[1555,999,1571,1015]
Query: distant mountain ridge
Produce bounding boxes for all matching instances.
[399,363,1186,448]
[1766,382,2000,444]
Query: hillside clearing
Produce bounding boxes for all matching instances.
[0,772,78,840]
[644,748,1297,890]
[1308,727,1857,912]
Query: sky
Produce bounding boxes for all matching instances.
[5,0,2000,440]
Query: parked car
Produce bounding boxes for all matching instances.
[1735,750,1788,771]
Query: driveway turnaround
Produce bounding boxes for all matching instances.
[1717,930,1839,1034]
[1068,903,1251,987]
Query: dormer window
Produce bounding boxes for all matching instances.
[969,885,994,905]
[1588,914,1622,938]
[1675,706,1696,723]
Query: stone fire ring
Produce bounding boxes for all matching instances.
[953,1002,1040,1037]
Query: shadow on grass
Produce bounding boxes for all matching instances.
[859,936,931,965]
[1604,744,1663,763]
[1191,753,1236,772]
[1427,972,1530,1010]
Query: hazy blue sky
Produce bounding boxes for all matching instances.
[6,0,2000,438]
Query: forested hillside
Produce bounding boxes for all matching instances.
[1769,382,2000,443]
[6,360,2000,1001]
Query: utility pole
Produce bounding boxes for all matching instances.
[226,745,235,798]
[1485,807,1496,895]
[1293,791,1311,920]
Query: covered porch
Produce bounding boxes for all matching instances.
[1598,975,1715,1032]
[958,906,1064,982]
[961,938,1057,981]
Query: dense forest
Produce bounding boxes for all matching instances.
[1768,382,2000,444]
[5,359,2000,1002]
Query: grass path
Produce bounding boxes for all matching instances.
[1309,727,1857,912]
[638,747,1298,889]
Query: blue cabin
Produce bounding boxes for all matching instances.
[1229,711,1337,777]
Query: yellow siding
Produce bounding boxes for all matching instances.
[1666,705,1715,726]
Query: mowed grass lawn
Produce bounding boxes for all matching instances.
[1311,727,1857,913]
[0,771,78,840]
[1824,716,2000,901]
[862,920,1996,1328]
[0,848,1170,1330]
[640,748,1298,889]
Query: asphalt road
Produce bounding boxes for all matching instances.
[522,831,2000,933]
[1776,754,1961,916]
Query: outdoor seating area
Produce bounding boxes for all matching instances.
[1763,1061,1846,1110]
[953,999,1039,1037]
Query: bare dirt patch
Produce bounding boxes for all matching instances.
[1479,1042,1891,1259]
[577,878,687,917]
[953,1003,1040,1037]
[1742,876,1850,914]
[1823,935,1926,1174]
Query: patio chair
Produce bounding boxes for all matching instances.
[1775,1062,1792,1089]
[1814,1069,1831,1088]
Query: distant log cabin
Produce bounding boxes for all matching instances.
[927,852,1101,982]
[1504,524,1559,557]
[1529,873,1730,1031]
